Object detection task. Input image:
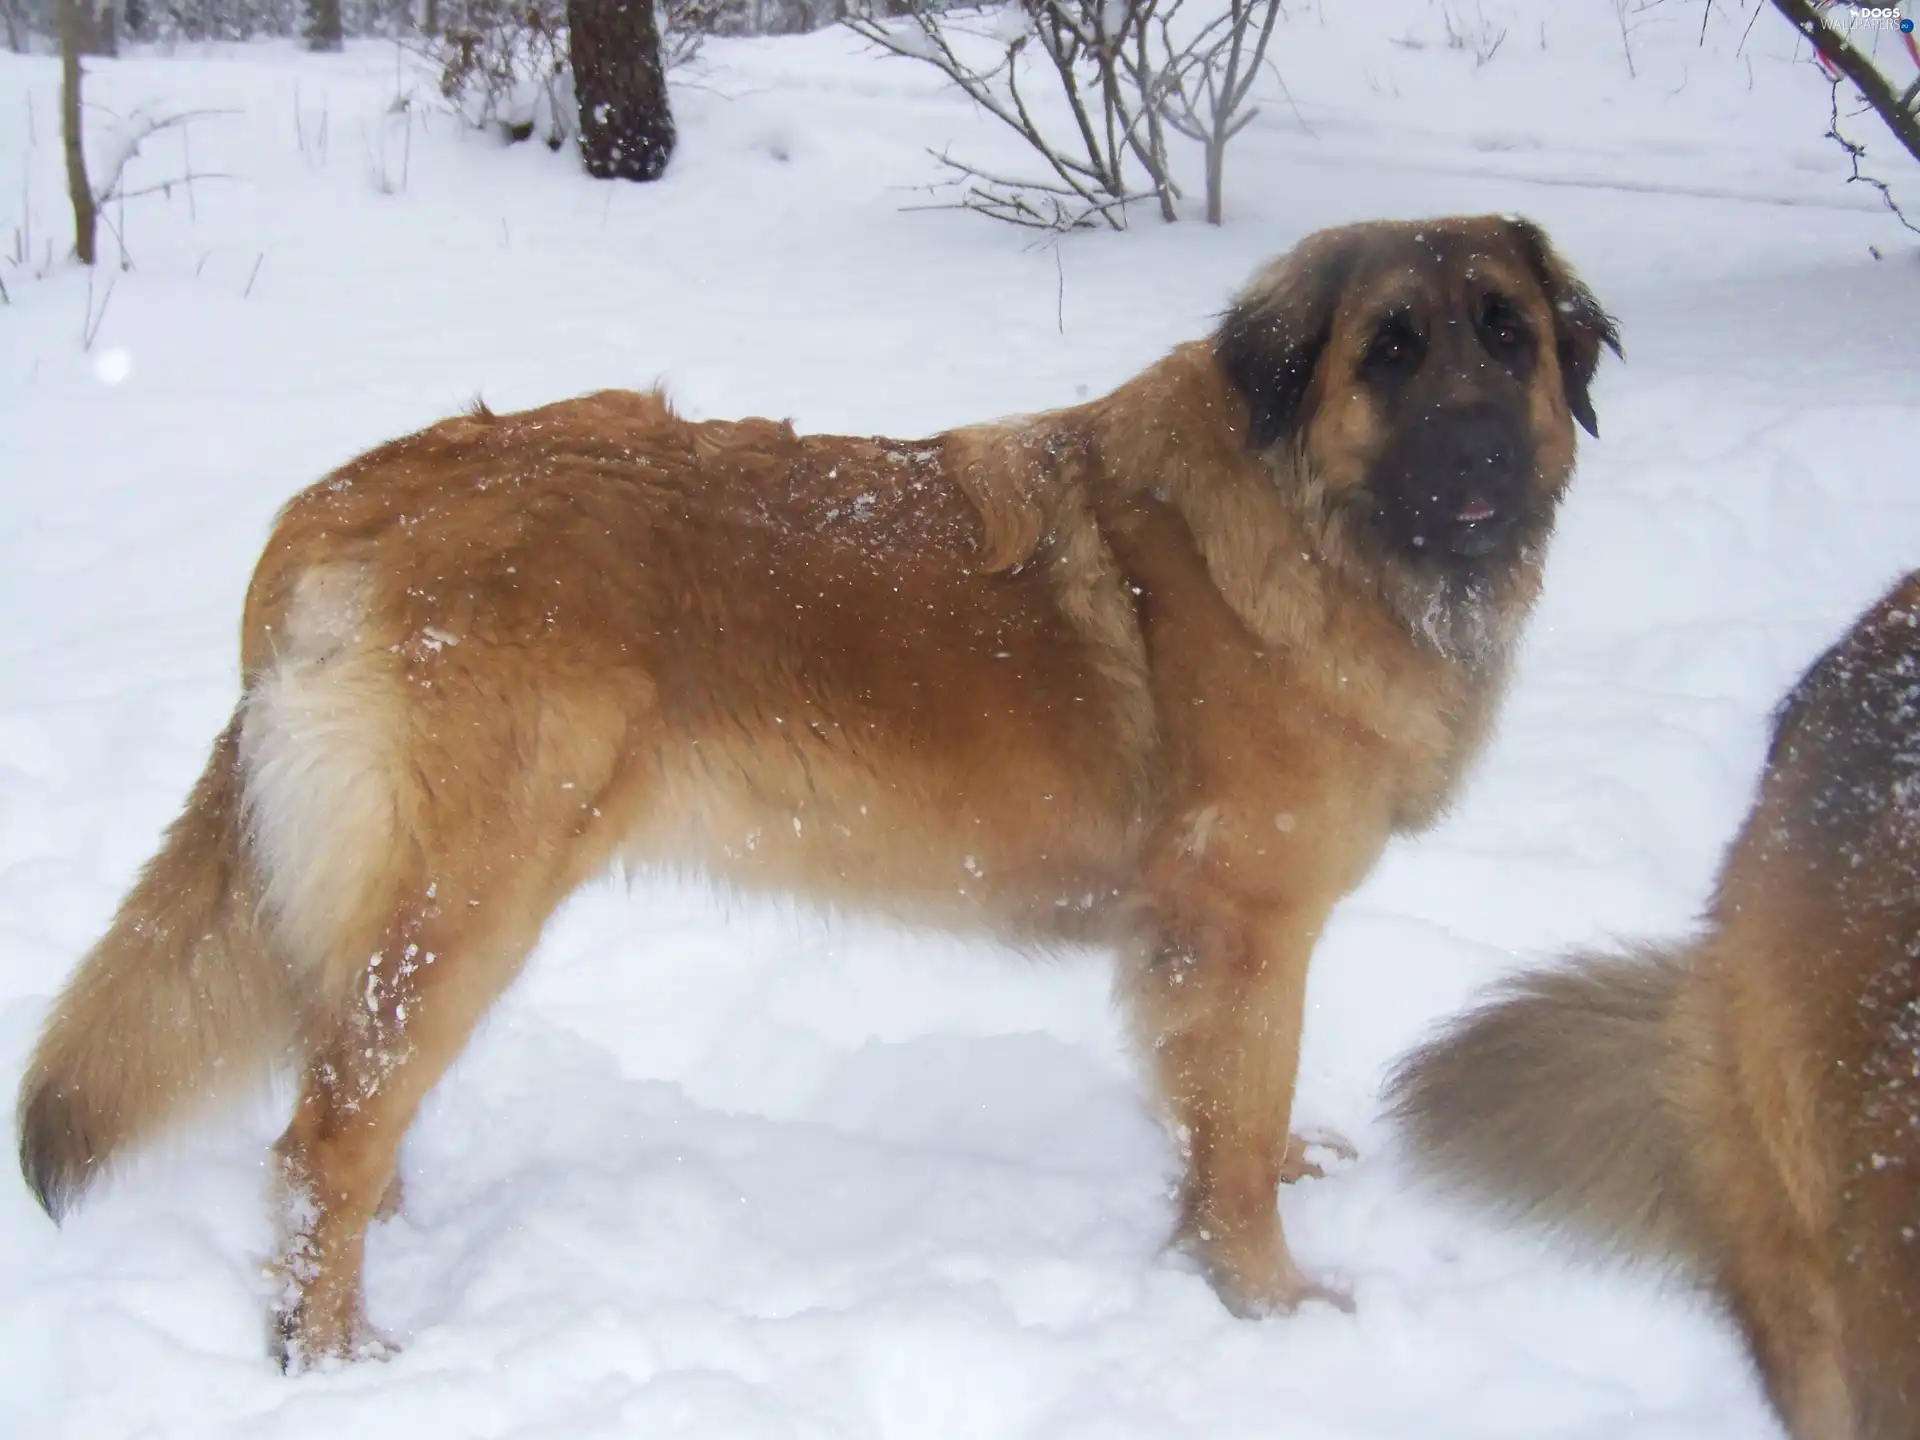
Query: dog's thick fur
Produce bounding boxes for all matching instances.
[1389,570,1920,1440]
[18,215,1615,1370]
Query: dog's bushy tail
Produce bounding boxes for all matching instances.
[1385,944,1706,1273]
[17,716,293,1219]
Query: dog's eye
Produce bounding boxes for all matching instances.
[1479,294,1530,355]
[1360,320,1422,377]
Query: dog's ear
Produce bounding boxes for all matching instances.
[1504,216,1621,440]
[1213,231,1359,452]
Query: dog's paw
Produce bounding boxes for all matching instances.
[1212,1263,1355,1320]
[271,1303,400,1376]
[1172,1224,1355,1321]
[1221,1267,1359,1328]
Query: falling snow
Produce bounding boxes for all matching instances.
[1,6,1918,1438]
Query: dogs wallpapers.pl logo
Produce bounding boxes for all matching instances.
[1833,4,1916,28]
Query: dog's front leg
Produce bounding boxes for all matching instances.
[1127,873,1353,1319]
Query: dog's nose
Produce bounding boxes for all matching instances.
[1434,407,1516,480]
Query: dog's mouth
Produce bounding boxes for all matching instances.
[1398,499,1512,559]
[1443,495,1514,559]
[1454,496,1498,524]
[1366,467,1532,567]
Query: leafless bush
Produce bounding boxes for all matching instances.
[1153,0,1282,223]
[427,0,707,149]
[431,0,574,146]
[846,0,1283,232]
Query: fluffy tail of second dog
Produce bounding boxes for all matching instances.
[1384,942,1708,1275]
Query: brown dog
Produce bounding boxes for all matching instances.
[1389,570,1920,1440]
[17,215,1615,1371]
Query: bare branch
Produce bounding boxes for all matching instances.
[89,108,237,209]
[1821,72,1919,234]
[110,171,238,203]
[925,144,1139,230]
[1770,0,1920,165]
[81,265,113,348]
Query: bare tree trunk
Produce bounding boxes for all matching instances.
[422,0,439,37]
[60,0,97,265]
[304,0,343,51]
[82,0,116,54]
[566,0,675,181]
[1203,137,1224,226]
[2,0,24,55]
[1771,0,1920,164]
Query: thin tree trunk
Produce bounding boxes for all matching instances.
[1204,136,1223,225]
[422,0,438,37]
[60,0,96,265]
[567,0,675,181]
[3,0,23,55]
[305,0,343,51]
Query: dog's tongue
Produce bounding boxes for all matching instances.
[1455,497,1497,523]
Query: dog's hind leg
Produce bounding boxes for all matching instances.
[1692,1033,1854,1440]
[1723,1253,1852,1440]
[266,886,559,1371]
[257,744,631,1371]
[239,583,641,1369]
[260,758,634,1372]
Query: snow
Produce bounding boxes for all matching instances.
[3,1,1919,1434]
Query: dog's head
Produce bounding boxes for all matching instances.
[1214,216,1618,587]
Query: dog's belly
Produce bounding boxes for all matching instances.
[624,750,1138,938]
[618,598,1152,938]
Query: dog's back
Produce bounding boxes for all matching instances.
[1391,570,1920,1440]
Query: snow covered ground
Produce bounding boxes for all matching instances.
[3,1,1919,1434]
